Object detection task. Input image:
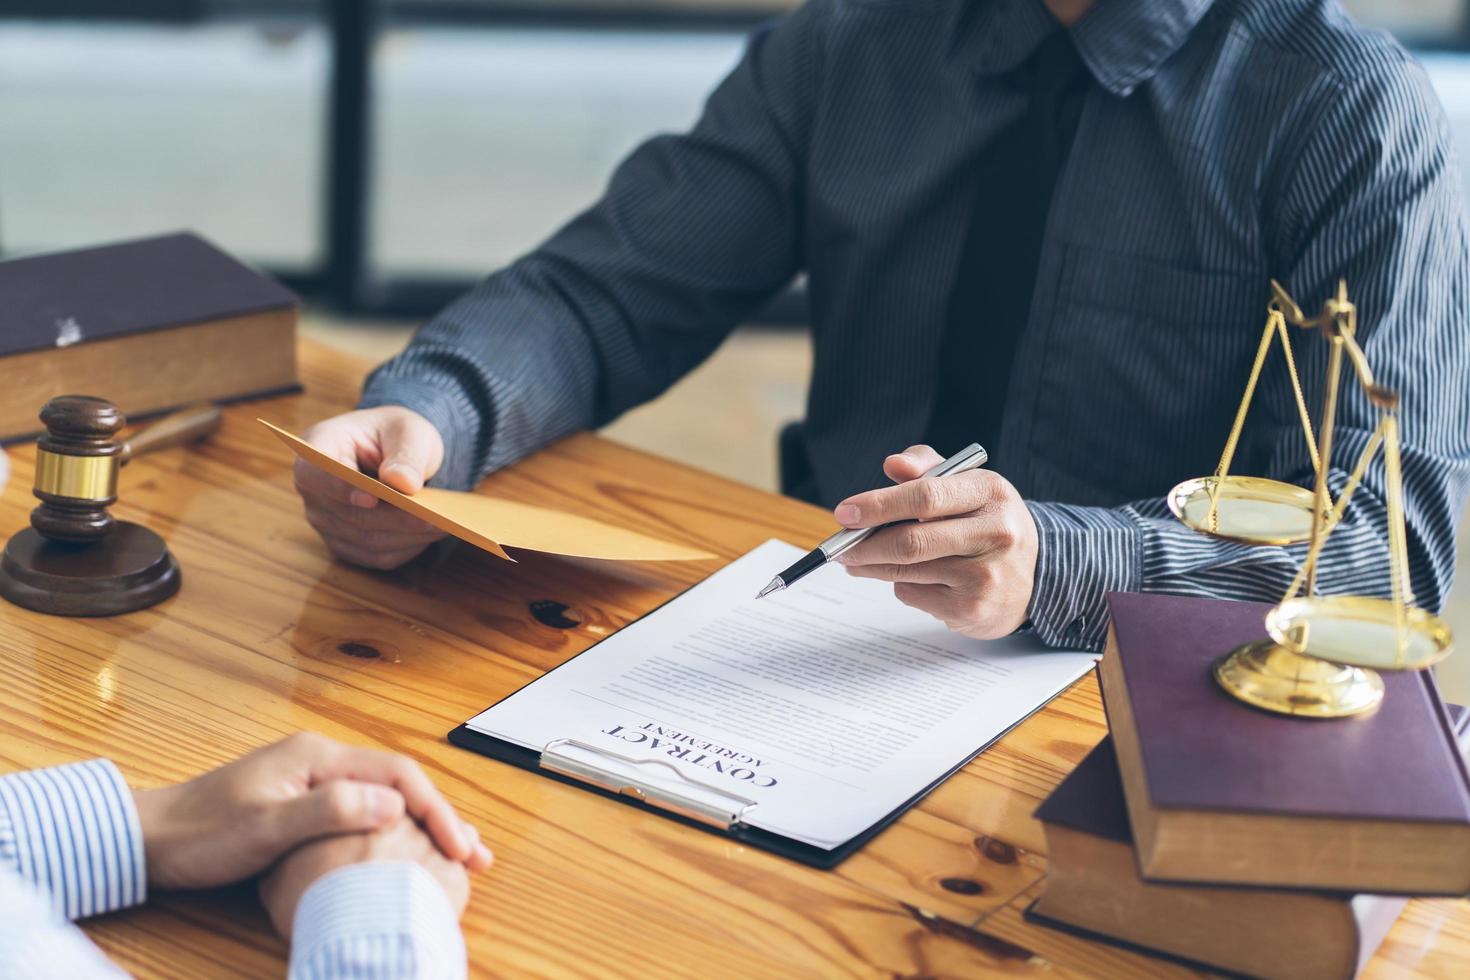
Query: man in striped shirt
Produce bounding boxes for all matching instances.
[296,0,1470,650]
[0,732,490,979]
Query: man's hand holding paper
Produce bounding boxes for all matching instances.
[269,418,711,563]
[835,445,1039,639]
[294,405,448,569]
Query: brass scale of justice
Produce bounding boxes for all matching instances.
[1167,278,1453,718]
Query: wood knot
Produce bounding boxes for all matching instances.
[973,835,1018,864]
[529,599,582,629]
[938,877,985,895]
[337,641,382,659]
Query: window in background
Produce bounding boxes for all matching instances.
[1418,56,1470,213]
[3,1,1468,311]
[366,1,1470,285]
[1340,1,1470,217]
[0,14,327,269]
[369,22,744,279]
[1341,0,1463,41]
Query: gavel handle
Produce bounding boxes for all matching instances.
[120,403,223,465]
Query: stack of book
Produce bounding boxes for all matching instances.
[1030,592,1470,979]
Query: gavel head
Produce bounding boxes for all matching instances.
[32,395,125,543]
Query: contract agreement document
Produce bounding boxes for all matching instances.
[459,539,1097,857]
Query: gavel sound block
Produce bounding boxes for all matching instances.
[0,397,222,616]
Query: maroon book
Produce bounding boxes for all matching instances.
[1038,707,1470,842]
[0,231,297,356]
[1099,592,1470,893]
[0,231,300,443]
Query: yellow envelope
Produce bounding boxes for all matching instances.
[260,420,713,562]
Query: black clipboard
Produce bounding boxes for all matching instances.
[448,670,1085,870]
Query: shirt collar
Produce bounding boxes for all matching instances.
[964,0,1216,97]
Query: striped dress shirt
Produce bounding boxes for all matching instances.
[361,0,1470,651]
[0,760,466,979]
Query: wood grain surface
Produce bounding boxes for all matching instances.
[0,340,1464,978]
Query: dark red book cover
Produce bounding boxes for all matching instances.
[1038,702,1469,842]
[1104,592,1470,823]
[0,232,297,357]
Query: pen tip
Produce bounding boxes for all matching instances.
[756,578,783,599]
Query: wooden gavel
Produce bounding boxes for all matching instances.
[0,396,222,617]
[31,396,222,542]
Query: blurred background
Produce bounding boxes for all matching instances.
[3,0,1469,695]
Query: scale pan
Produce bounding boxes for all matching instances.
[1266,595,1452,671]
[1167,476,1316,545]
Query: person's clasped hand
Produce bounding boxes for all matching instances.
[294,406,449,569]
[834,445,1039,638]
[131,733,493,893]
[259,814,474,939]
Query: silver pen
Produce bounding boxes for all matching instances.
[755,442,989,599]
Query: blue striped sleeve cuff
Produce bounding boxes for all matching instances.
[0,760,146,920]
[358,371,484,492]
[290,862,467,980]
[1026,501,1144,651]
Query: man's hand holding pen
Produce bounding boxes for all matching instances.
[833,445,1038,639]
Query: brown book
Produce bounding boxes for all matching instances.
[1098,591,1470,894]
[1031,737,1417,979]
[0,232,299,442]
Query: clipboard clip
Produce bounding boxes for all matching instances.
[540,738,759,831]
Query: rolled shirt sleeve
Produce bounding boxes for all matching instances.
[1027,496,1325,650]
[1026,501,1142,648]
[0,759,147,921]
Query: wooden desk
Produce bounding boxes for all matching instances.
[0,340,1464,978]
